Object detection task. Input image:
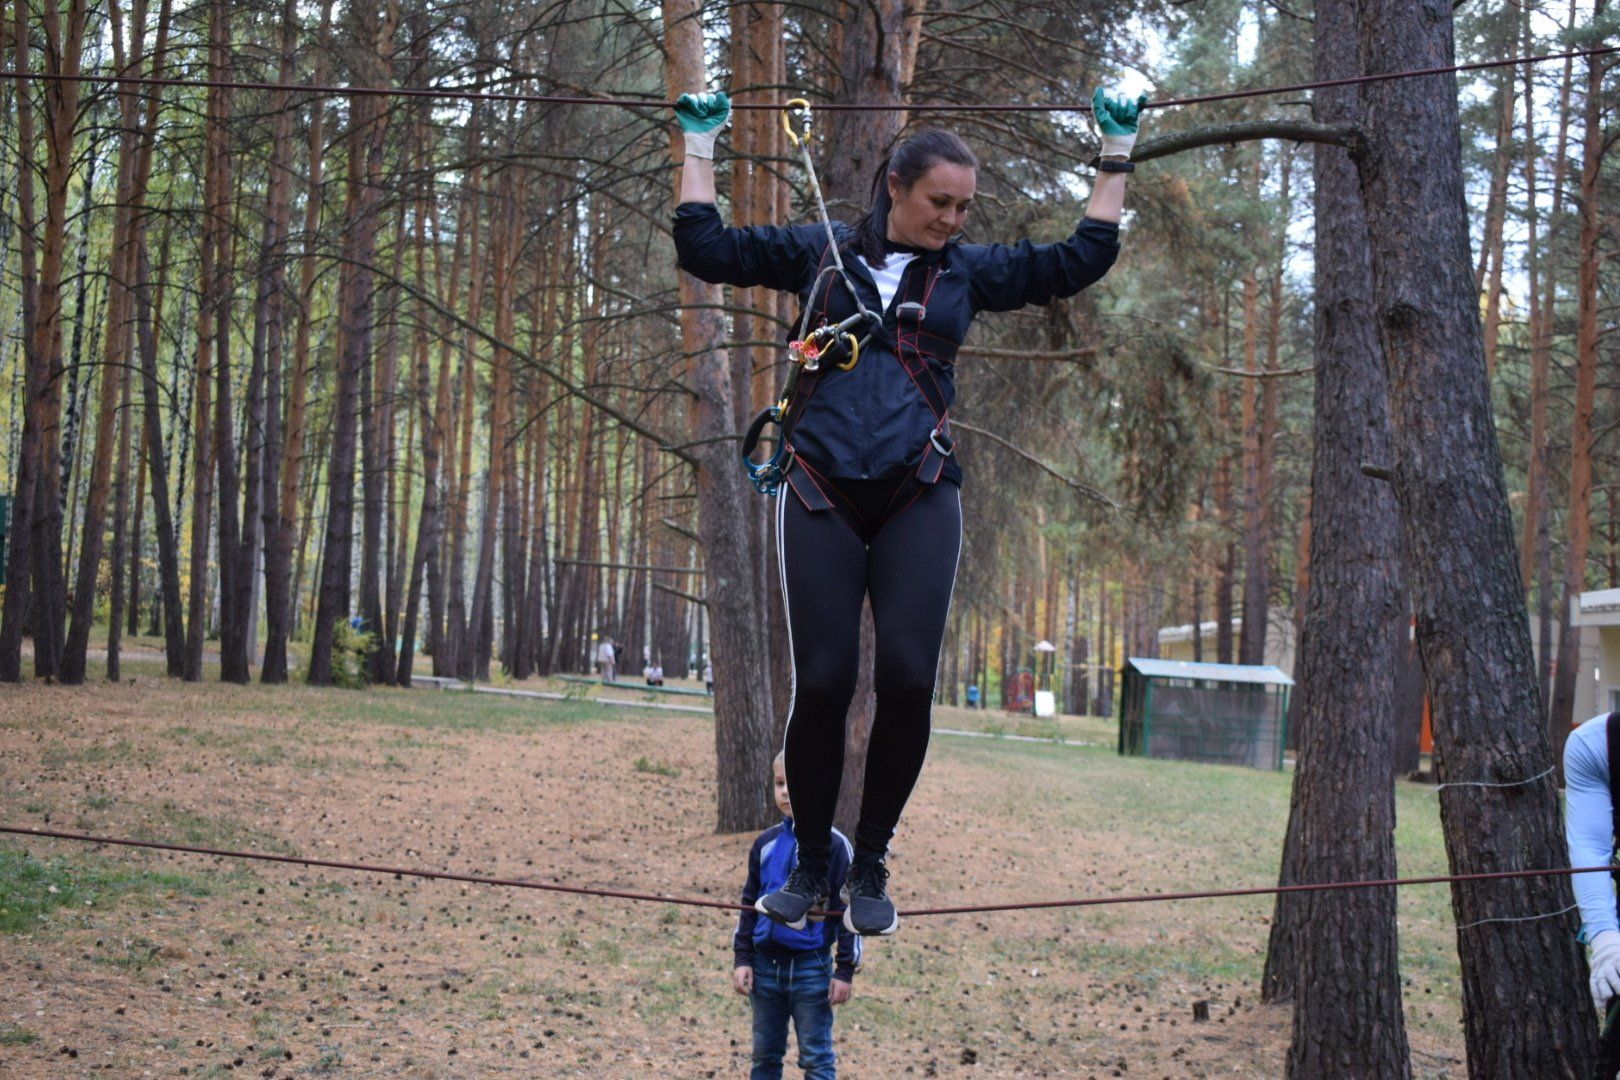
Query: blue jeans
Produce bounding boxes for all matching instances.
[750,949,836,1079]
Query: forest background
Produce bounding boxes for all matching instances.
[0,0,1615,823]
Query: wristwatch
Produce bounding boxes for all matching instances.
[1097,158,1136,173]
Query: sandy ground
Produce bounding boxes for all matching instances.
[0,674,1466,1078]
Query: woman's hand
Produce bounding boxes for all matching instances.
[1091,88,1148,160]
[675,91,732,161]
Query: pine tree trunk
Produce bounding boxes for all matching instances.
[0,0,86,682]
[1477,69,1515,378]
[263,0,331,684]
[1238,255,1268,665]
[61,0,150,684]
[1548,23,1610,758]
[135,238,184,674]
[1353,1,1596,1070]
[309,7,395,685]
[1263,11,1412,1075]
[665,0,777,832]
[209,0,248,685]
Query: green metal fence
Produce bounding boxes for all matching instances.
[1117,658,1292,771]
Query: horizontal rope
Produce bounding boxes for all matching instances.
[0,45,1612,114]
[1456,902,1579,932]
[1,824,1607,921]
[1434,765,1556,792]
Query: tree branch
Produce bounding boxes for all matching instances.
[1133,120,1360,163]
[950,420,1118,510]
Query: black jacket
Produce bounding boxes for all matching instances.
[673,201,1120,494]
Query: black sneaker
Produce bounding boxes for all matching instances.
[841,855,900,936]
[756,861,828,931]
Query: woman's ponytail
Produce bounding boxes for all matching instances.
[850,156,895,266]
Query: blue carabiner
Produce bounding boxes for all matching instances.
[742,406,795,496]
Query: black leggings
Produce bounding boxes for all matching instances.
[776,475,962,863]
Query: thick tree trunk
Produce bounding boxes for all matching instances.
[0,0,86,683]
[1262,10,1411,1076]
[1353,1,1596,1072]
[665,0,777,831]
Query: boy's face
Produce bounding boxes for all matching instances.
[773,762,792,818]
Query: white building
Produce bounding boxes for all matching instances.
[1569,589,1620,722]
[1157,610,1297,676]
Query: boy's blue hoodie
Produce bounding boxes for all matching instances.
[733,818,861,982]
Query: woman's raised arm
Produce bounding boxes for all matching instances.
[1083,88,1147,224]
[674,91,729,205]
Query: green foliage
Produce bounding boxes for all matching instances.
[330,622,379,690]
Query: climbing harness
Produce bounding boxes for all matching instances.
[741,99,881,496]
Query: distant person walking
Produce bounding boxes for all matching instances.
[597,636,618,683]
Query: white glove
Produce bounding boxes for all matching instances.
[1590,929,1620,1011]
[1091,87,1148,160]
[674,91,731,161]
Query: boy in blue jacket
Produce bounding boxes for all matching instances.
[733,753,861,1080]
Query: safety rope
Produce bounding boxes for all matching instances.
[0,44,1611,112]
[1,824,1606,921]
[741,100,880,495]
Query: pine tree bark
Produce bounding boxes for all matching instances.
[1353,0,1596,1071]
[665,0,777,831]
[1262,10,1412,1076]
[0,0,86,682]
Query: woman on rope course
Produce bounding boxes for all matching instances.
[672,88,1144,937]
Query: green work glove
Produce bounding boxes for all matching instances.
[1092,87,1149,159]
[674,91,731,160]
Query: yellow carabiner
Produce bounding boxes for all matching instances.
[835,333,860,372]
[781,97,812,147]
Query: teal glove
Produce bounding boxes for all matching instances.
[1091,88,1148,159]
[674,91,731,160]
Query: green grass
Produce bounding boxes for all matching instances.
[633,756,682,779]
[0,848,216,934]
[933,702,1118,745]
[0,1022,39,1046]
[131,803,293,855]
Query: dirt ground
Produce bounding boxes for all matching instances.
[0,670,1467,1078]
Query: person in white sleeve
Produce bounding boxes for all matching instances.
[1563,711,1620,1031]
